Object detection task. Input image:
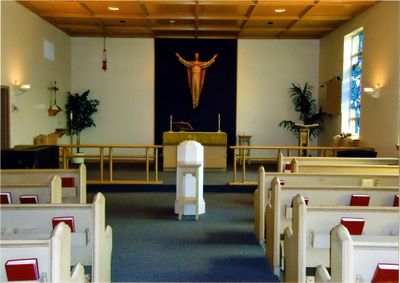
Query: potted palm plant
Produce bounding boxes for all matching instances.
[65,90,100,163]
[279,82,328,140]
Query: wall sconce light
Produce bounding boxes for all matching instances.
[363,83,381,99]
[11,104,20,112]
[14,80,31,94]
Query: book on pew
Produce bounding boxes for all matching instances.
[0,192,12,204]
[371,263,399,283]
[52,216,75,232]
[350,194,370,206]
[5,258,40,281]
[61,176,75,188]
[291,196,309,207]
[284,163,291,173]
[393,194,399,207]
[19,195,39,204]
[340,217,365,235]
[61,177,76,197]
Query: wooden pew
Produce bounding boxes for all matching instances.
[1,175,62,204]
[290,159,399,174]
[265,177,398,273]
[0,222,85,282]
[0,192,112,282]
[315,224,399,282]
[284,195,398,282]
[0,163,86,203]
[254,166,398,243]
[277,152,398,172]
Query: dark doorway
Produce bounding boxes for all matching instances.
[1,85,10,149]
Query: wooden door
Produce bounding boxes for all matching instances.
[1,85,10,149]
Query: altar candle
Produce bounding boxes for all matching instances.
[218,113,221,131]
[170,115,173,131]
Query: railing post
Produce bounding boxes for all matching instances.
[241,148,246,183]
[145,147,150,182]
[109,147,113,182]
[233,148,237,183]
[100,147,104,182]
[155,147,159,182]
[277,149,281,163]
[62,147,67,169]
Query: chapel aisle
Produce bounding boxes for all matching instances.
[88,191,280,282]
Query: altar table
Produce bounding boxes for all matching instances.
[163,131,227,171]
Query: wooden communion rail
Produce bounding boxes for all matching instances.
[59,144,162,185]
[13,144,377,186]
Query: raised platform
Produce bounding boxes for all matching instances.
[88,184,257,193]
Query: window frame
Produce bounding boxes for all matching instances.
[341,27,364,137]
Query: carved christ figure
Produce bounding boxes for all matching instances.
[175,52,218,109]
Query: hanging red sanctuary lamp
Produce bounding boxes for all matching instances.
[102,33,107,71]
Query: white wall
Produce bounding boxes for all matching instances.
[1,1,71,146]
[70,37,154,145]
[71,38,320,150]
[237,39,320,150]
[398,4,400,158]
[319,2,399,156]
[3,2,398,157]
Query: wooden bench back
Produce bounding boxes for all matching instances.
[0,223,85,282]
[1,164,86,203]
[315,224,399,282]
[254,165,398,242]
[284,195,398,282]
[265,178,398,269]
[0,193,111,282]
[291,159,399,174]
[277,153,398,172]
[1,175,62,204]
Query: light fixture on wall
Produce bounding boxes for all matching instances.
[363,83,381,99]
[11,104,20,112]
[14,80,31,94]
[102,32,107,71]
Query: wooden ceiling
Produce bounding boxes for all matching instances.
[19,1,377,39]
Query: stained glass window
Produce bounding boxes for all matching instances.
[349,32,363,135]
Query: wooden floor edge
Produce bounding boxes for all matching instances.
[87,180,163,185]
[228,181,257,186]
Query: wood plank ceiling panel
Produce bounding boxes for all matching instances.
[18,0,377,39]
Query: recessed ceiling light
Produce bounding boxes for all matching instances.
[108,6,119,11]
[274,8,286,13]
[169,19,176,25]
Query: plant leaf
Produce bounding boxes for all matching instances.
[279,82,328,140]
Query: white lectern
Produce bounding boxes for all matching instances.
[175,140,205,220]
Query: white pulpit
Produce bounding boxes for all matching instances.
[174,140,205,219]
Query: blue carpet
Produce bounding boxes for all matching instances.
[89,191,280,282]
